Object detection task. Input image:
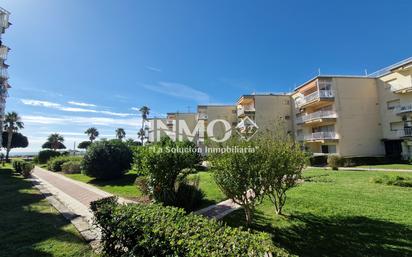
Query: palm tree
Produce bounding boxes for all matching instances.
[139,106,150,143]
[85,127,99,142]
[116,128,126,140]
[137,128,145,144]
[43,133,65,151]
[3,112,24,161]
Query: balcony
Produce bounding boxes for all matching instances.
[197,113,208,120]
[0,8,10,30]
[397,128,412,137]
[296,110,337,125]
[304,132,338,141]
[296,90,334,108]
[237,105,255,117]
[394,104,412,115]
[0,45,8,60]
[390,83,412,94]
[0,66,8,80]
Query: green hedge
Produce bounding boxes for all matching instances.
[47,156,83,172]
[12,159,34,178]
[37,150,61,164]
[91,197,291,257]
[61,160,82,174]
[12,159,25,173]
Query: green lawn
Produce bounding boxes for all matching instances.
[355,163,412,170]
[223,169,412,257]
[188,171,226,209]
[0,164,95,257]
[64,170,141,199]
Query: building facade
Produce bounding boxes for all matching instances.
[0,7,10,147]
[197,105,237,141]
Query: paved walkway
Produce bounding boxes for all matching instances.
[307,166,412,172]
[195,199,241,219]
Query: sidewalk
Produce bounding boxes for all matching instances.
[307,166,412,172]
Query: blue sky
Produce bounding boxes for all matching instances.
[1,0,412,152]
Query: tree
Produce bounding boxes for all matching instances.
[138,106,150,143]
[3,112,24,161]
[42,133,66,151]
[209,137,265,225]
[85,127,99,142]
[78,141,92,149]
[2,132,29,152]
[137,128,145,144]
[115,128,126,140]
[260,137,307,215]
[125,138,142,147]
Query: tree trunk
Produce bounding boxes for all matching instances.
[244,205,253,226]
[5,129,13,161]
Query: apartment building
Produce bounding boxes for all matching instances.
[0,7,10,146]
[236,94,293,137]
[148,112,198,142]
[375,57,412,159]
[292,76,383,157]
[196,105,237,141]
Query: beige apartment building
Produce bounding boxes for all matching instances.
[375,57,412,159]
[148,112,198,142]
[291,76,384,157]
[196,105,237,141]
[236,94,293,137]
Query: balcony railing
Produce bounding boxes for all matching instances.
[304,132,338,141]
[397,128,412,137]
[0,46,8,60]
[0,66,8,80]
[391,83,412,93]
[296,110,337,124]
[394,104,412,114]
[197,113,208,120]
[0,8,10,30]
[296,90,334,107]
[237,105,255,117]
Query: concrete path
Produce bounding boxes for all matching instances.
[195,198,241,219]
[307,166,412,172]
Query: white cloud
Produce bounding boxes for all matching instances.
[21,99,135,117]
[67,101,97,107]
[22,115,141,127]
[143,82,209,102]
[145,66,162,72]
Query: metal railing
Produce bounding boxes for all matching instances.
[394,104,412,114]
[296,110,337,124]
[304,132,338,141]
[297,90,334,107]
[237,105,255,116]
[397,128,412,137]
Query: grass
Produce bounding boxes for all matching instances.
[0,164,95,257]
[355,163,412,170]
[223,169,412,257]
[64,170,141,199]
[372,174,412,187]
[188,171,226,209]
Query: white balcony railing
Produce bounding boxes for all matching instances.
[0,46,8,60]
[397,128,412,137]
[0,8,10,30]
[297,90,334,107]
[394,104,412,114]
[296,110,337,124]
[197,113,208,120]
[0,66,8,80]
[391,83,412,93]
[304,132,338,141]
[237,105,255,117]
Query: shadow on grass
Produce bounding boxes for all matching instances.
[0,168,92,257]
[225,209,412,257]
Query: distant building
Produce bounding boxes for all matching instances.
[0,7,11,147]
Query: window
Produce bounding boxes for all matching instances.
[321,145,337,154]
[284,115,290,120]
[390,121,403,131]
[387,99,400,110]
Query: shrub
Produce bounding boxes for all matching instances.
[61,160,82,174]
[372,175,412,187]
[37,150,61,164]
[327,155,344,170]
[174,175,205,212]
[21,162,34,178]
[82,140,133,179]
[12,159,25,173]
[138,139,200,206]
[134,176,150,196]
[90,197,290,257]
[47,156,83,172]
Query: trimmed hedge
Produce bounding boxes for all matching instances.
[12,159,25,173]
[61,160,82,174]
[47,156,83,172]
[12,159,34,178]
[37,150,61,164]
[91,197,291,257]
